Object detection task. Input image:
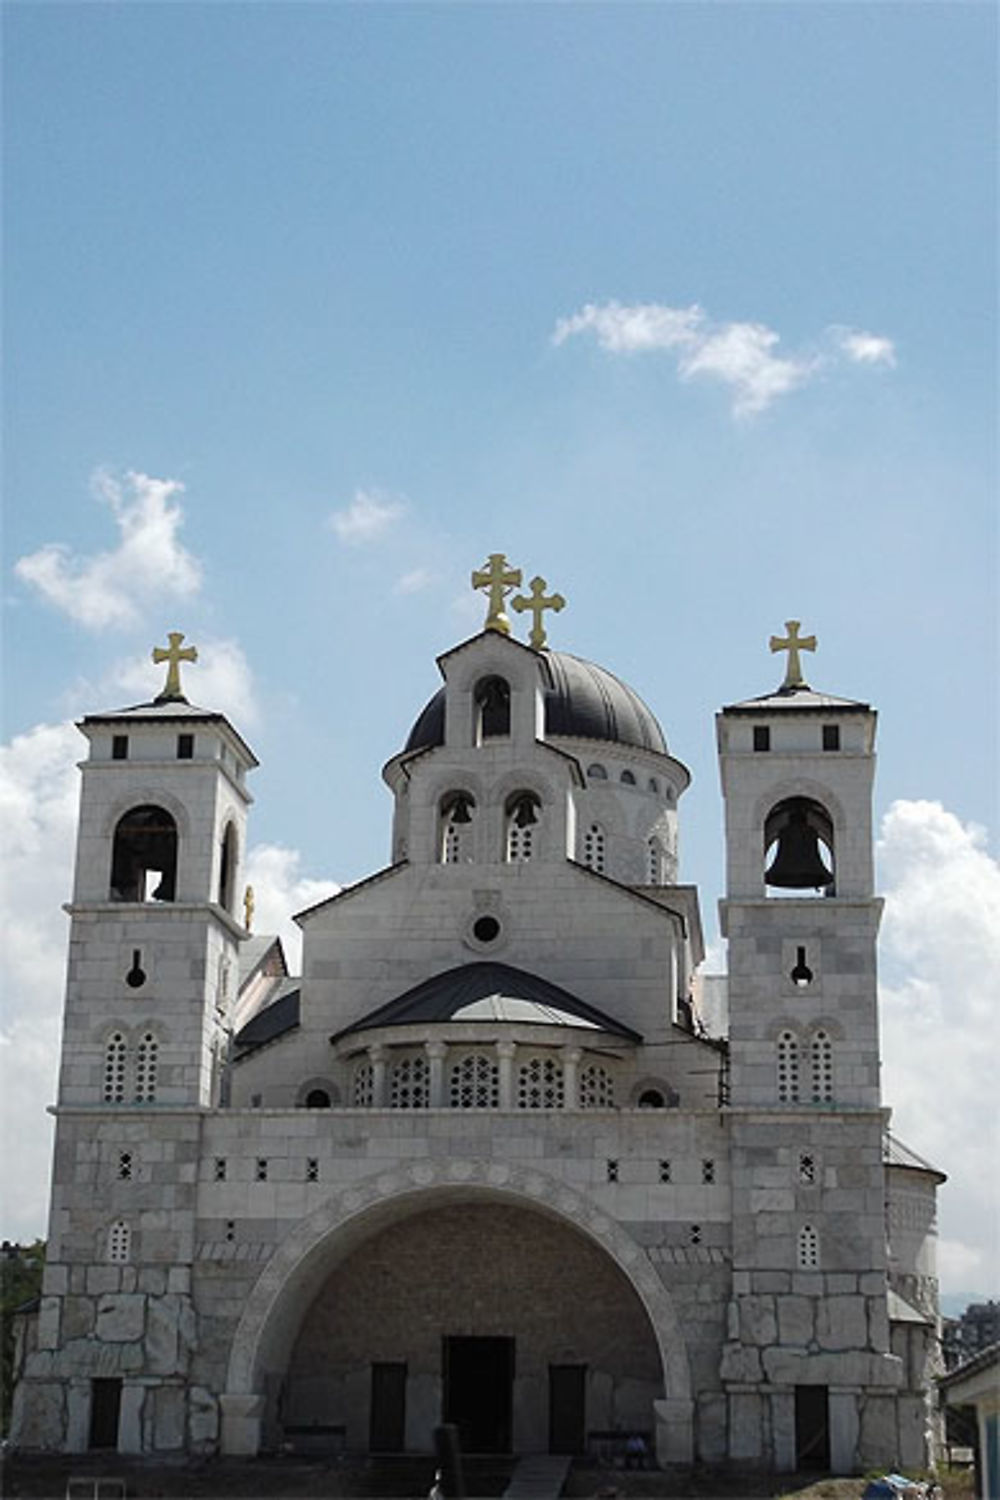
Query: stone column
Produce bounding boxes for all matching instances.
[829,1387,861,1473]
[219,1392,264,1456]
[370,1044,387,1107]
[653,1395,695,1465]
[497,1040,516,1109]
[425,1040,447,1107]
[561,1047,582,1108]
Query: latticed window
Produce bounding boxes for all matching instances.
[353,1061,374,1107]
[647,839,662,884]
[107,1220,131,1263]
[517,1055,564,1109]
[777,1030,799,1103]
[103,1033,127,1103]
[134,1032,158,1103]
[810,1030,833,1102]
[583,824,606,874]
[390,1054,429,1109]
[449,1053,499,1109]
[797,1223,820,1268]
[579,1063,614,1108]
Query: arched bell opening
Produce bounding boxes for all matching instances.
[763,797,835,896]
[109,805,179,902]
[505,790,542,862]
[474,676,511,743]
[218,821,239,913]
[439,791,477,864]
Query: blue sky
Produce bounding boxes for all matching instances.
[3,3,997,1292]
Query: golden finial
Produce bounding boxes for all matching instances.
[471,553,522,634]
[769,620,817,691]
[243,884,255,932]
[511,575,566,650]
[152,631,198,702]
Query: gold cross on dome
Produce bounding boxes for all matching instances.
[769,619,817,690]
[511,575,566,650]
[472,553,522,634]
[152,631,198,701]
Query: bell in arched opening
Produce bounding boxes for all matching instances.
[764,798,834,890]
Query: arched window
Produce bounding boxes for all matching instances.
[587,763,607,780]
[506,791,541,862]
[304,1088,331,1109]
[107,1220,131,1264]
[637,1088,665,1109]
[103,1033,127,1103]
[475,676,511,741]
[777,1030,800,1103]
[110,805,178,902]
[764,797,835,894]
[582,823,606,874]
[389,1054,429,1109]
[620,769,636,786]
[439,791,476,864]
[218,822,238,912]
[353,1061,373,1107]
[648,777,659,794]
[449,1054,499,1109]
[517,1056,564,1109]
[647,838,663,884]
[810,1030,833,1103]
[797,1224,820,1268]
[134,1032,158,1103]
[579,1063,615,1108]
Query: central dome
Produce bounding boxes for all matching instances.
[403,650,668,755]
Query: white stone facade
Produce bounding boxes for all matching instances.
[11,629,944,1474]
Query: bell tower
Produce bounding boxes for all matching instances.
[715,623,897,1473]
[58,634,258,1109]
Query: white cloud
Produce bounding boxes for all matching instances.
[832,326,897,367]
[85,636,260,729]
[327,488,405,544]
[552,299,703,353]
[0,721,81,1241]
[243,845,340,971]
[395,567,435,595]
[877,800,1000,1295]
[552,299,897,416]
[15,469,202,629]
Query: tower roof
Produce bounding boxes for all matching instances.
[403,644,669,756]
[721,685,871,715]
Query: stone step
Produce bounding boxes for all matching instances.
[501,1453,571,1499]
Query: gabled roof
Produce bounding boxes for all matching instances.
[79,699,259,764]
[238,934,288,991]
[331,960,643,1045]
[233,984,301,1056]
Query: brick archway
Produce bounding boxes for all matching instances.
[222,1158,693,1462]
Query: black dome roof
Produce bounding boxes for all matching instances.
[403,650,668,755]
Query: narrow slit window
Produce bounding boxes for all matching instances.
[177,733,194,759]
[822,724,840,751]
[753,726,771,752]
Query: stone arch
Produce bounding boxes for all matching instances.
[223,1158,693,1459]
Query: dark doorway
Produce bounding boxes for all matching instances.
[443,1336,514,1453]
[370,1362,407,1452]
[88,1377,122,1450]
[794,1385,830,1470]
[548,1364,586,1454]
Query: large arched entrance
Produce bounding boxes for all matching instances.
[222,1160,693,1462]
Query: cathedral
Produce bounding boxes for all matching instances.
[12,555,945,1474]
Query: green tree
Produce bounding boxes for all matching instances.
[1,1240,45,1433]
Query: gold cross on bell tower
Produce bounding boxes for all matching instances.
[511,575,566,650]
[472,553,523,635]
[152,631,198,702]
[769,619,817,691]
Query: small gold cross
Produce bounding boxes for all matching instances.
[511,575,566,650]
[243,885,255,932]
[471,553,522,634]
[152,631,198,701]
[769,620,817,690]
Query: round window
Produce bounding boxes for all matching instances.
[472,915,501,944]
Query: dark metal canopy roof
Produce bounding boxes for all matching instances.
[404,650,668,756]
[332,960,643,1044]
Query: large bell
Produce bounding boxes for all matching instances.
[765,807,834,889]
